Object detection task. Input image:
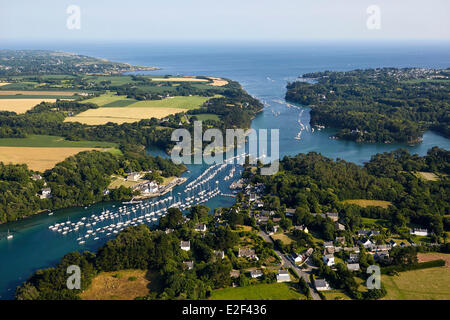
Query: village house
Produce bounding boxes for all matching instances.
[195,224,207,232]
[126,172,142,181]
[230,270,240,278]
[326,212,339,222]
[388,240,398,247]
[180,241,191,251]
[347,263,360,271]
[238,247,259,261]
[291,252,303,264]
[257,216,269,225]
[359,238,373,249]
[335,237,346,245]
[165,228,174,234]
[344,246,360,254]
[133,181,158,194]
[314,279,331,291]
[335,222,345,231]
[410,228,429,236]
[250,269,263,278]
[323,241,334,248]
[183,261,194,270]
[285,208,296,217]
[214,250,225,259]
[31,174,42,181]
[276,270,291,283]
[348,253,359,263]
[323,254,335,266]
[294,225,309,233]
[39,187,52,199]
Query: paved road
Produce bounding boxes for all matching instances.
[258,231,321,300]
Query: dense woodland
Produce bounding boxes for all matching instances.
[285,68,450,143]
[0,150,184,224]
[248,147,450,243]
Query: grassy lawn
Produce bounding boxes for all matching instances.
[80,269,158,300]
[322,290,352,300]
[361,217,389,228]
[382,266,450,300]
[209,283,307,300]
[341,199,392,209]
[271,233,294,245]
[190,113,220,121]
[0,135,117,148]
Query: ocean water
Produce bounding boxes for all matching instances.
[0,41,449,299]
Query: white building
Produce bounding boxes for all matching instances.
[276,270,291,283]
[410,228,429,236]
[180,241,190,251]
[323,254,335,267]
[314,279,331,291]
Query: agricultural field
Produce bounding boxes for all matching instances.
[414,171,440,181]
[0,135,117,148]
[341,199,392,209]
[0,146,104,171]
[209,283,307,300]
[65,107,187,125]
[68,95,214,125]
[79,270,156,300]
[322,290,352,300]
[0,98,58,113]
[381,261,450,300]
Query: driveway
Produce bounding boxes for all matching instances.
[258,230,321,300]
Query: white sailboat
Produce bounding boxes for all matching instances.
[7,229,13,240]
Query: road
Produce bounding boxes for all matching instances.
[259,230,321,300]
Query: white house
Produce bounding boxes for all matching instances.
[323,254,335,266]
[359,238,373,248]
[314,279,331,291]
[195,224,207,232]
[291,252,303,264]
[180,241,190,251]
[214,250,225,259]
[126,172,141,181]
[410,228,429,236]
[285,208,296,217]
[276,270,291,283]
[250,269,263,278]
[347,263,360,271]
[183,261,194,270]
[39,188,52,199]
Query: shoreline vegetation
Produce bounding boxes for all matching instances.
[285,68,450,144]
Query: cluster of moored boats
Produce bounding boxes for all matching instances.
[48,161,243,246]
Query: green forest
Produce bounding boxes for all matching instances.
[285,68,450,143]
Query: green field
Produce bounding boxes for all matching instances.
[0,135,118,148]
[82,92,214,110]
[209,283,307,300]
[382,267,450,300]
[190,113,220,121]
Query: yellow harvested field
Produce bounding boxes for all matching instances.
[0,146,101,171]
[0,98,57,113]
[80,270,151,300]
[418,253,450,268]
[416,171,440,181]
[342,199,392,209]
[65,107,187,125]
[150,77,208,82]
[0,90,81,96]
[0,82,10,87]
[208,77,228,86]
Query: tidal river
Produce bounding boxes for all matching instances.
[0,41,449,299]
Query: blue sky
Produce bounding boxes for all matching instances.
[1,0,449,42]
